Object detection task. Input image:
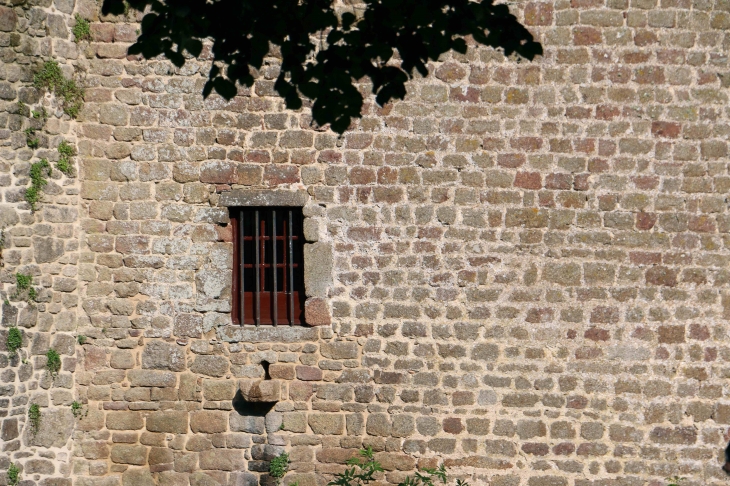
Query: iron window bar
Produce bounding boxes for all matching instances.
[233,207,304,326]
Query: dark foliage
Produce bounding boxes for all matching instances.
[102,0,542,133]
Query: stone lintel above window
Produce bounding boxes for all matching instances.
[219,189,309,207]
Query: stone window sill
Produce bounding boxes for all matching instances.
[218,325,325,343]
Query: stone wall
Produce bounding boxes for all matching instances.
[0,0,82,484]
[1,0,730,484]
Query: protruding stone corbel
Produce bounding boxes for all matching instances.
[238,379,282,403]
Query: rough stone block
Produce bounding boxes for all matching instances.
[238,379,281,403]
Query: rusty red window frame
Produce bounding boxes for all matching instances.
[231,207,305,326]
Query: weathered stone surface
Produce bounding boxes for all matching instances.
[308,413,345,435]
[24,409,74,448]
[238,379,281,403]
[303,242,333,298]
[146,411,189,433]
[199,450,244,471]
[33,237,65,263]
[190,411,228,433]
[190,355,229,377]
[0,6,17,32]
[9,4,730,485]
[218,326,318,343]
[128,370,177,387]
[219,189,308,207]
[142,341,186,371]
[111,445,148,465]
[122,469,156,486]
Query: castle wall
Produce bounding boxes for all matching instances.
[1,0,730,484]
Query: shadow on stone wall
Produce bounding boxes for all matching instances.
[100,0,542,132]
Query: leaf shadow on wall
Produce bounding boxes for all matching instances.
[102,0,542,133]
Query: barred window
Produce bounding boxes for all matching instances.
[231,207,305,325]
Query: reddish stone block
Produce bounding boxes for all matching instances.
[514,172,542,190]
[522,443,549,456]
[573,174,590,191]
[442,418,463,434]
[305,298,331,326]
[552,442,575,455]
[651,121,681,138]
[688,215,716,233]
[596,105,620,120]
[525,307,553,323]
[573,27,601,45]
[264,164,299,186]
[634,30,658,46]
[435,62,467,82]
[450,86,480,103]
[524,2,553,26]
[635,213,657,231]
[497,153,525,168]
[629,251,661,265]
[545,173,572,190]
[510,137,543,151]
[634,66,665,84]
[295,366,322,381]
[90,23,114,42]
[584,327,610,342]
[646,266,678,287]
[200,161,237,183]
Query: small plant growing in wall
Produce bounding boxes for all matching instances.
[72,14,91,42]
[666,477,684,486]
[14,273,37,303]
[6,327,22,354]
[33,60,85,119]
[28,404,41,435]
[77,335,87,345]
[24,128,39,148]
[269,452,290,486]
[327,448,383,486]
[56,140,75,175]
[46,349,61,376]
[71,401,87,419]
[327,449,467,486]
[6,462,20,486]
[31,107,48,120]
[24,159,50,212]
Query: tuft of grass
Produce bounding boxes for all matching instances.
[77,335,87,345]
[25,158,50,211]
[6,327,22,354]
[24,128,39,149]
[269,452,289,486]
[28,404,41,435]
[31,107,48,120]
[7,462,20,486]
[57,140,75,175]
[71,400,88,419]
[33,61,84,118]
[14,273,37,303]
[46,348,61,376]
[72,14,91,42]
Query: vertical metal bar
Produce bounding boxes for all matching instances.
[281,216,288,323]
[272,209,278,326]
[288,209,294,325]
[239,208,245,325]
[254,209,260,326]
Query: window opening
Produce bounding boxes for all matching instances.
[231,207,305,326]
